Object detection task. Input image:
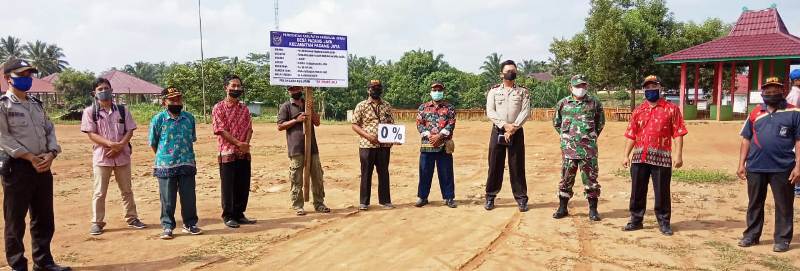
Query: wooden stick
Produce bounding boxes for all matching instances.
[303,87,313,202]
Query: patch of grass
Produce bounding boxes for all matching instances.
[181,235,268,265]
[705,241,747,271]
[612,168,736,184]
[760,255,800,271]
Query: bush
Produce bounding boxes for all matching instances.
[612,90,630,101]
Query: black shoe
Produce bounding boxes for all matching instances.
[774,241,790,252]
[33,263,71,271]
[224,219,240,228]
[237,216,257,224]
[444,199,457,208]
[659,224,674,236]
[552,197,569,219]
[518,203,529,212]
[738,238,759,247]
[622,222,644,231]
[588,198,601,221]
[414,198,429,207]
[484,198,495,211]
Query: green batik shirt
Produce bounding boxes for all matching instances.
[553,95,605,159]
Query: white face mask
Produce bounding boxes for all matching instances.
[571,87,587,97]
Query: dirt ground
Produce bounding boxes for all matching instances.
[0,120,798,271]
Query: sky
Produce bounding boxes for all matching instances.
[5,0,800,74]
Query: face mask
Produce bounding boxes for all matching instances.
[10,76,33,92]
[644,89,660,102]
[229,89,243,98]
[503,71,517,81]
[571,87,587,98]
[369,89,382,99]
[762,94,784,106]
[291,92,303,100]
[167,104,183,115]
[96,91,113,101]
[430,91,444,101]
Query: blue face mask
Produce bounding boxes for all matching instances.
[10,76,33,92]
[96,91,113,101]
[644,89,660,102]
[430,91,444,101]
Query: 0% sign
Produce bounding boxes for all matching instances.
[377,124,405,144]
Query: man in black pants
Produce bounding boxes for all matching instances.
[736,77,800,252]
[351,80,396,210]
[621,75,687,236]
[0,59,70,271]
[484,60,531,212]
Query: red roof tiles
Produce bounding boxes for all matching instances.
[657,8,800,63]
[100,70,162,94]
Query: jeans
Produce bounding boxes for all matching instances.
[418,151,455,200]
[157,173,198,229]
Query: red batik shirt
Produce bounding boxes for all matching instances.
[212,100,252,163]
[624,99,688,167]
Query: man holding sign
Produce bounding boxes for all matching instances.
[352,80,396,211]
[277,86,329,216]
[415,82,457,208]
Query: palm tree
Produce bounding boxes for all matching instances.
[519,59,549,75]
[0,36,25,61]
[480,52,503,80]
[24,41,68,77]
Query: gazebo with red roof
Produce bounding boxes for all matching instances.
[656,6,800,121]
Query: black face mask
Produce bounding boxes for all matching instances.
[369,89,383,99]
[229,89,243,98]
[291,92,303,100]
[503,71,517,81]
[762,94,784,106]
[167,104,183,115]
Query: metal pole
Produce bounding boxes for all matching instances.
[198,0,208,121]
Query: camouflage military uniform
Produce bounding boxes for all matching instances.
[553,94,605,199]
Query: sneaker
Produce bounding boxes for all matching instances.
[414,198,429,207]
[294,207,307,216]
[444,199,457,208]
[224,219,240,228]
[182,225,203,235]
[127,218,147,229]
[358,204,369,211]
[89,224,103,235]
[160,228,174,240]
[381,203,395,210]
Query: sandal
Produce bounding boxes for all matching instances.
[315,205,331,213]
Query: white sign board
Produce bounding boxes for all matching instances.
[749,91,763,104]
[377,124,405,144]
[269,31,348,88]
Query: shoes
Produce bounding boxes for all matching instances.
[160,228,174,240]
[659,223,674,236]
[89,224,103,235]
[381,203,395,210]
[127,218,147,229]
[32,263,71,271]
[553,197,569,219]
[774,241,790,252]
[414,198,429,207]
[484,198,495,211]
[182,225,203,235]
[224,219,240,228]
[518,203,529,212]
[314,205,331,213]
[294,207,307,216]
[738,238,759,247]
[358,204,368,211]
[237,216,257,224]
[588,198,601,221]
[444,199,457,208]
[622,222,643,231]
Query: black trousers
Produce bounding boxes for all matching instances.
[3,159,55,270]
[743,171,794,243]
[219,159,252,221]
[359,147,391,205]
[629,163,671,225]
[485,126,528,204]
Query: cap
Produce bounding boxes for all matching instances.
[762,76,784,89]
[430,81,444,89]
[2,58,38,75]
[570,74,588,86]
[368,79,382,89]
[790,69,800,81]
[641,75,661,88]
[161,87,182,99]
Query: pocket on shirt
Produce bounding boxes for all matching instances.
[494,94,506,106]
[779,125,792,138]
[8,118,28,127]
[511,96,523,105]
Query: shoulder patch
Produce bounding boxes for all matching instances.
[29,96,42,104]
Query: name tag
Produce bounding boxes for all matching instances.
[7,112,24,117]
[378,124,405,144]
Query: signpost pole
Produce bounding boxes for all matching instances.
[303,86,313,202]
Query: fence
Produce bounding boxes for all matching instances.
[391,107,633,122]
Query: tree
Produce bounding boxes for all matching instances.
[24,41,68,76]
[0,36,24,61]
[519,60,550,75]
[480,52,503,82]
[122,62,168,85]
[53,69,95,108]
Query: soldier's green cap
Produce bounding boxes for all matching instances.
[570,74,588,86]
